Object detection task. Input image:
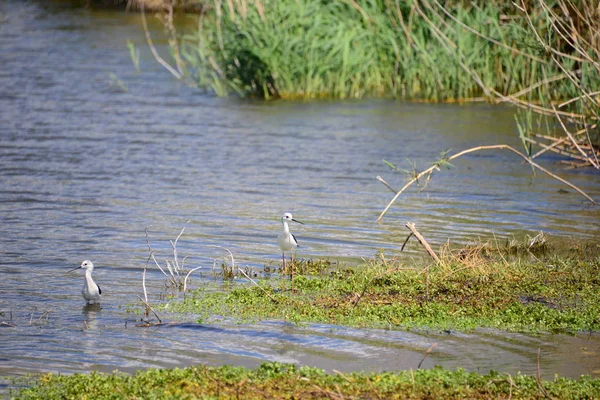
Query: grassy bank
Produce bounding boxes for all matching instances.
[13,362,600,399]
[163,241,600,333]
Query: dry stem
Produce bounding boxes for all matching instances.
[140,2,183,80]
[377,144,595,222]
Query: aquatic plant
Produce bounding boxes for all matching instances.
[13,361,600,399]
[162,239,600,333]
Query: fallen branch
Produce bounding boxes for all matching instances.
[377,144,596,222]
[405,222,440,263]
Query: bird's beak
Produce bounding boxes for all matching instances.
[68,266,81,273]
[292,218,304,225]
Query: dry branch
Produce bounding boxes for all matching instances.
[136,295,162,323]
[417,343,438,369]
[377,144,596,222]
[183,266,203,293]
[405,222,440,263]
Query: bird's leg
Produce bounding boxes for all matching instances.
[281,253,286,291]
[291,253,295,294]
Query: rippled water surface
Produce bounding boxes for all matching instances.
[1,0,599,394]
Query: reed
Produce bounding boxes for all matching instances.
[172,0,593,103]
[142,0,598,165]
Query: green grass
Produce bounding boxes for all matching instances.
[176,0,593,101]
[163,242,600,333]
[13,362,600,399]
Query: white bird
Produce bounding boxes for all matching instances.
[69,260,102,304]
[277,212,303,292]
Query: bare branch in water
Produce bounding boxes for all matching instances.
[377,144,596,222]
[417,343,438,369]
[136,295,162,324]
[183,266,203,294]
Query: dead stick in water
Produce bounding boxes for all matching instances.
[136,295,162,324]
[400,232,414,252]
[406,222,440,263]
[417,343,438,369]
[377,144,596,222]
[536,348,553,399]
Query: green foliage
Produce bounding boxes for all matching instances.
[163,242,600,333]
[176,0,591,101]
[13,362,600,399]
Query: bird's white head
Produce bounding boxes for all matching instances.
[81,260,94,270]
[68,260,95,273]
[282,213,304,225]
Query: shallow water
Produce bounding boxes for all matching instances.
[1,0,599,393]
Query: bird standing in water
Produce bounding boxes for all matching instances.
[277,212,303,292]
[69,260,102,304]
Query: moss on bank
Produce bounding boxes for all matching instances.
[13,362,600,399]
[164,242,600,333]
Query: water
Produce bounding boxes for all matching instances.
[1,0,599,393]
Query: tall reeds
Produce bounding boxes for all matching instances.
[170,0,591,103]
[144,0,598,165]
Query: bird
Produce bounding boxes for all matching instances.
[69,260,102,304]
[277,212,303,292]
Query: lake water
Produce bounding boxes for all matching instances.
[1,0,599,393]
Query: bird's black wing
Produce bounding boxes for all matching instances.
[98,285,102,295]
[292,233,299,247]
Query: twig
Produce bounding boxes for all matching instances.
[140,2,182,80]
[137,295,162,323]
[405,222,440,263]
[209,245,235,268]
[376,175,398,193]
[145,227,170,279]
[377,144,595,222]
[238,267,278,303]
[551,104,599,168]
[352,266,396,308]
[506,373,514,400]
[527,136,587,161]
[429,0,546,63]
[417,343,438,369]
[33,311,50,325]
[142,262,149,304]
[400,232,414,252]
[183,266,204,293]
[170,222,190,272]
[536,348,553,399]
